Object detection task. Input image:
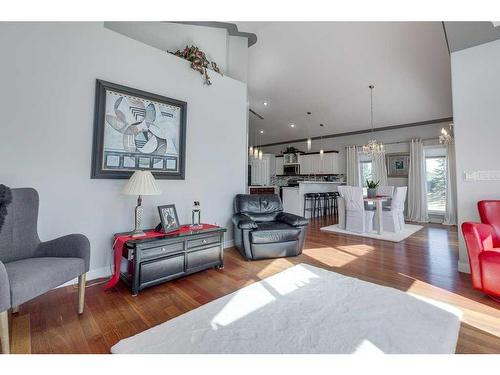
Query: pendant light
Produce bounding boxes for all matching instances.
[249,128,254,156]
[306,111,312,150]
[362,85,384,158]
[258,130,263,160]
[253,128,259,159]
[319,123,324,159]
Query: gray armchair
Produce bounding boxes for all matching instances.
[232,194,309,260]
[0,187,90,354]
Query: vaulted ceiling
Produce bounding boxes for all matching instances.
[235,22,452,145]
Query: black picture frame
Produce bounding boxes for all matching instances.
[158,204,181,233]
[91,79,187,179]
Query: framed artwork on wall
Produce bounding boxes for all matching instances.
[91,79,187,179]
[386,153,410,178]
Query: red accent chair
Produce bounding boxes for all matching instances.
[461,200,500,301]
[478,200,500,247]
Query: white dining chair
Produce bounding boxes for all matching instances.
[340,186,375,233]
[377,185,394,209]
[337,186,347,229]
[396,187,408,230]
[376,186,407,232]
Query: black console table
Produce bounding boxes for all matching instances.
[118,225,226,295]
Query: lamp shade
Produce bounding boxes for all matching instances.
[122,171,161,196]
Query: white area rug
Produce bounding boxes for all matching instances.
[111,264,461,354]
[320,224,423,242]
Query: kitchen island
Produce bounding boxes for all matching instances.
[282,181,344,218]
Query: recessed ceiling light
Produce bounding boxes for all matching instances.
[260,130,264,134]
[263,102,268,106]
[290,123,295,128]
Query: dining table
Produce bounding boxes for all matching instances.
[364,195,390,234]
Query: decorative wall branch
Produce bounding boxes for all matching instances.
[169,45,223,85]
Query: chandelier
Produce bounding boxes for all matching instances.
[439,123,454,144]
[362,85,384,158]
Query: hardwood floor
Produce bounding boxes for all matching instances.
[7,217,500,354]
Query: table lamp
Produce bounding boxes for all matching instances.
[122,170,161,237]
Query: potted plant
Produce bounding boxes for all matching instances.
[366,180,380,198]
[283,146,302,154]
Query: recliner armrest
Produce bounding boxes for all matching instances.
[0,260,10,312]
[232,213,258,230]
[277,212,309,227]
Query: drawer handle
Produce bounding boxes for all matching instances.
[202,239,207,244]
[162,248,166,252]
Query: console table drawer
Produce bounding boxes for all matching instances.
[141,241,184,260]
[187,235,220,249]
[187,246,221,270]
[140,255,184,285]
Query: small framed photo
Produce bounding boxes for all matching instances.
[158,204,180,233]
[386,153,410,177]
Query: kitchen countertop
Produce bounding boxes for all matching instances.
[298,181,345,184]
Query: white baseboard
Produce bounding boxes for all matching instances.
[58,266,112,288]
[58,238,235,289]
[458,260,471,274]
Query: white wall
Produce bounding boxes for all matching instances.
[226,35,249,83]
[261,122,445,189]
[451,39,500,273]
[0,23,248,279]
[105,22,249,83]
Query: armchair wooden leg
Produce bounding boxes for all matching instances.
[78,273,86,315]
[0,310,9,354]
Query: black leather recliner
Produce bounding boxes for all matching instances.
[232,194,309,260]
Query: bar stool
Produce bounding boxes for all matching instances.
[303,193,317,218]
[332,192,340,217]
[319,193,331,216]
[325,192,340,218]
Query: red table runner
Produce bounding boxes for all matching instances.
[104,224,219,291]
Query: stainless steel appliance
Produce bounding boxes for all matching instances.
[283,164,300,175]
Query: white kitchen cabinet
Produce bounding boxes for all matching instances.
[250,154,274,185]
[298,154,313,174]
[320,152,339,174]
[298,152,339,174]
[275,156,284,175]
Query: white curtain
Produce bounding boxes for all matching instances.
[443,141,457,225]
[346,145,360,186]
[372,151,388,186]
[407,139,428,222]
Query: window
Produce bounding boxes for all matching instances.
[360,160,373,186]
[425,156,447,212]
